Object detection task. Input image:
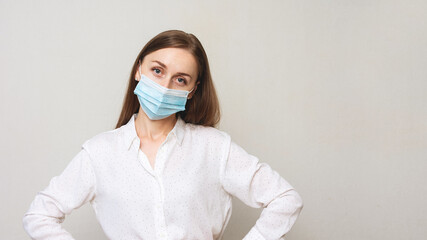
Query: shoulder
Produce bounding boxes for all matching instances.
[81,127,123,154]
[184,122,232,149]
[187,122,229,137]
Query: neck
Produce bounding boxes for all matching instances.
[134,107,177,142]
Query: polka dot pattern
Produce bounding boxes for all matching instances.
[23,113,303,239]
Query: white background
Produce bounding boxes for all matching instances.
[1,0,426,239]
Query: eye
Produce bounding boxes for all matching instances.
[176,77,187,85]
[152,68,162,75]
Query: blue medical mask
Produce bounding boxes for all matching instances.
[133,69,195,120]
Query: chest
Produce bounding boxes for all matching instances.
[139,139,164,169]
[92,139,229,215]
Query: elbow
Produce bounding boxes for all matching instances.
[277,188,304,215]
[22,213,35,237]
[292,190,304,213]
[281,188,303,214]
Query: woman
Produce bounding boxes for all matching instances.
[23,30,303,240]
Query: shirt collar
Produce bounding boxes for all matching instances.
[124,113,186,151]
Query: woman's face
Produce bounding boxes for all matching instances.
[135,47,199,99]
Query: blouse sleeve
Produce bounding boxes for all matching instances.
[22,143,97,240]
[220,140,303,240]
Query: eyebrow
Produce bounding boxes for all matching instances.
[152,60,193,80]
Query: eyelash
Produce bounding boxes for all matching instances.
[152,67,163,76]
[151,67,187,85]
[152,68,162,74]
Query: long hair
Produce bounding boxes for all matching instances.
[115,30,220,129]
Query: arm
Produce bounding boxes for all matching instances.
[220,140,303,240]
[22,144,97,240]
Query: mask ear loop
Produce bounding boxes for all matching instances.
[188,86,196,93]
[135,60,142,81]
[138,66,142,81]
[187,81,199,99]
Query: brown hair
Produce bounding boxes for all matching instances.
[115,30,220,129]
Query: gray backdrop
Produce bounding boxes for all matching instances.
[1,0,426,239]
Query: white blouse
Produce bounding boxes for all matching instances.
[23,113,303,240]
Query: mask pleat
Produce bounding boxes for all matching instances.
[133,74,191,120]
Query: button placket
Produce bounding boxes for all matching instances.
[155,140,168,175]
[137,149,156,177]
[154,173,168,239]
[135,138,155,177]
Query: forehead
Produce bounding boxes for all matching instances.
[143,48,198,76]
